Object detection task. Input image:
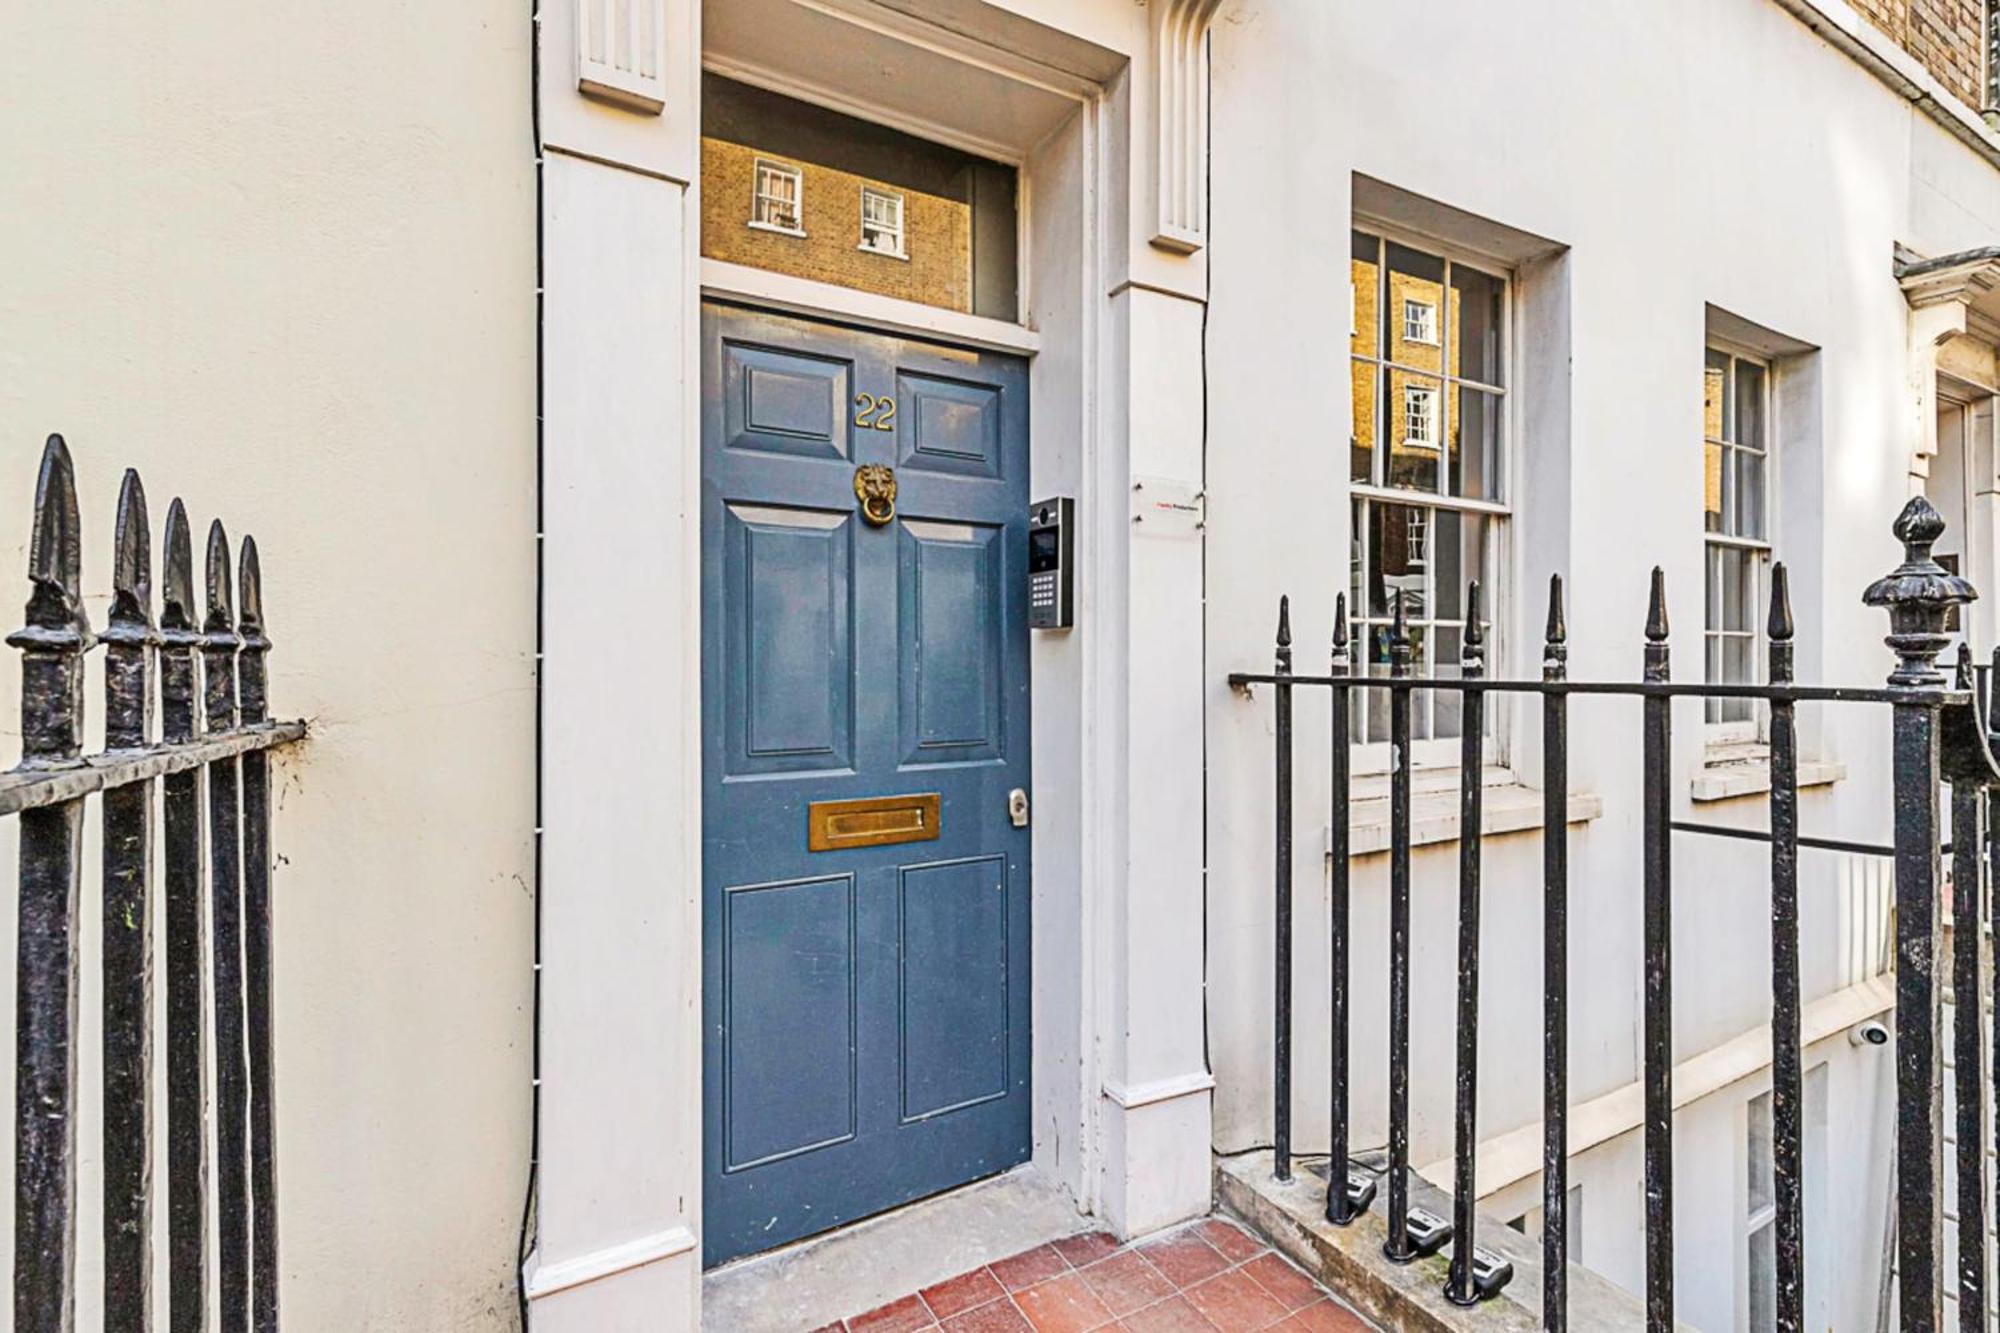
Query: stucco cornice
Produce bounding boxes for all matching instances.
[1898,247,2000,315]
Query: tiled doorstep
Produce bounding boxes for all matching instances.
[813,1217,1379,1333]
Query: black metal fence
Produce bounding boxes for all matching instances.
[1230,496,1993,1331]
[8,436,304,1332]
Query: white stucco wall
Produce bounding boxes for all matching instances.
[1203,1,2000,1327]
[0,3,536,1328]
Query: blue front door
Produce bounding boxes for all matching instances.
[700,303,1032,1266]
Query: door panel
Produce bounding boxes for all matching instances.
[721,874,857,1171]
[723,342,854,461]
[898,521,1004,766]
[723,505,855,777]
[898,856,1011,1122]
[701,302,1031,1266]
[896,372,1007,479]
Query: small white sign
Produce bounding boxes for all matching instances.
[1130,475,1204,537]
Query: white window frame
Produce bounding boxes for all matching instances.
[1403,297,1438,346]
[1403,384,1438,450]
[749,158,806,236]
[1350,223,1515,775]
[1703,342,1774,744]
[858,186,907,259]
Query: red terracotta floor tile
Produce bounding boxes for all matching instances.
[1238,1252,1320,1313]
[849,1293,939,1332]
[1052,1231,1123,1267]
[923,1267,1007,1319]
[1118,1295,1217,1333]
[991,1244,1072,1293]
[1274,1300,1373,1333]
[1181,1268,1291,1331]
[1078,1251,1175,1317]
[1197,1218,1266,1266]
[1014,1272,1116,1333]
[1136,1231,1230,1289]
[942,1300,1034,1333]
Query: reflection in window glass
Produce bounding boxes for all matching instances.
[1349,229,1509,751]
[1350,498,1489,744]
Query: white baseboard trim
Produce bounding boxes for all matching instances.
[1102,1070,1216,1110]
[524,1225,700,1302]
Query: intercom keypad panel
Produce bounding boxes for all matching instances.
[1028,496,1074,630]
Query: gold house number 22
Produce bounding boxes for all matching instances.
[853,393,898,431]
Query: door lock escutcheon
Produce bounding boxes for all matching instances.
[1008,788,1030,828]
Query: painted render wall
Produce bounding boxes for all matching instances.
[1203,1,2000,1328]
[0,3,537,1329]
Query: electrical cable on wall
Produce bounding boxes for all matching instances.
[517,0,546,1326]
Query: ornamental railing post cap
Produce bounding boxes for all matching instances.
[1864,495,1976,687]
[1862,495,1976,609]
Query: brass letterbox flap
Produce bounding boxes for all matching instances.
[807,792,942,852]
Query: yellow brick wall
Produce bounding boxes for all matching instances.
[1848,0,1987,111]
[700,137,974,313]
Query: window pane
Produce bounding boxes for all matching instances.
[1706,545,1723,633]
[1736,447,1766,541]
[1352,361,1378,483]
[1406,625,1431,742]
[1432,512,1489,622]
[1433,625,1463,739]
[1735,361,1766,452]
[1719,546,1754,633]
[1387,369,1443,492]
[1385,242,1446,372]
[1721,638,1753,710]
[1352,231,1380,358]
[1705,637,1723,724]
[1451,264,1504,386]
[1350,499,1366,624]
[1364,501,1427,618]
[1749,1223,1776,1332]
[1450,386,1503,502]
[1705,349,1732,441]
[1704,439,1723,534]
[1749,1090,1775,1213]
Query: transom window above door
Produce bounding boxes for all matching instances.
[700,74,1019,320]
[1349,228,1509,754]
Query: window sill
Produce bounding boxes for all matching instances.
[747,220,807,238]
[857,243,909,261]
[1689,743,1846,802]
[1335,767,1605,858]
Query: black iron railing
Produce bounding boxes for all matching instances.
[1229,496,1993,1331]
[9,436,304,1333]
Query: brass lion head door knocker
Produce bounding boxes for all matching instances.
[854,464,897,527]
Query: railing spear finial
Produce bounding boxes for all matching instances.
[1331,592,1349,674]
[1463,580,1485,672]
[238,536,268,728]
[1644,567,1670,684]
[1544,573,1568,682]
[1769,562,1795,687]
[161,501,195,638]
[1275,595,1292,675]
[109,470,153,636]
[1390,589,1412,678]
[1864,495,1974,688]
